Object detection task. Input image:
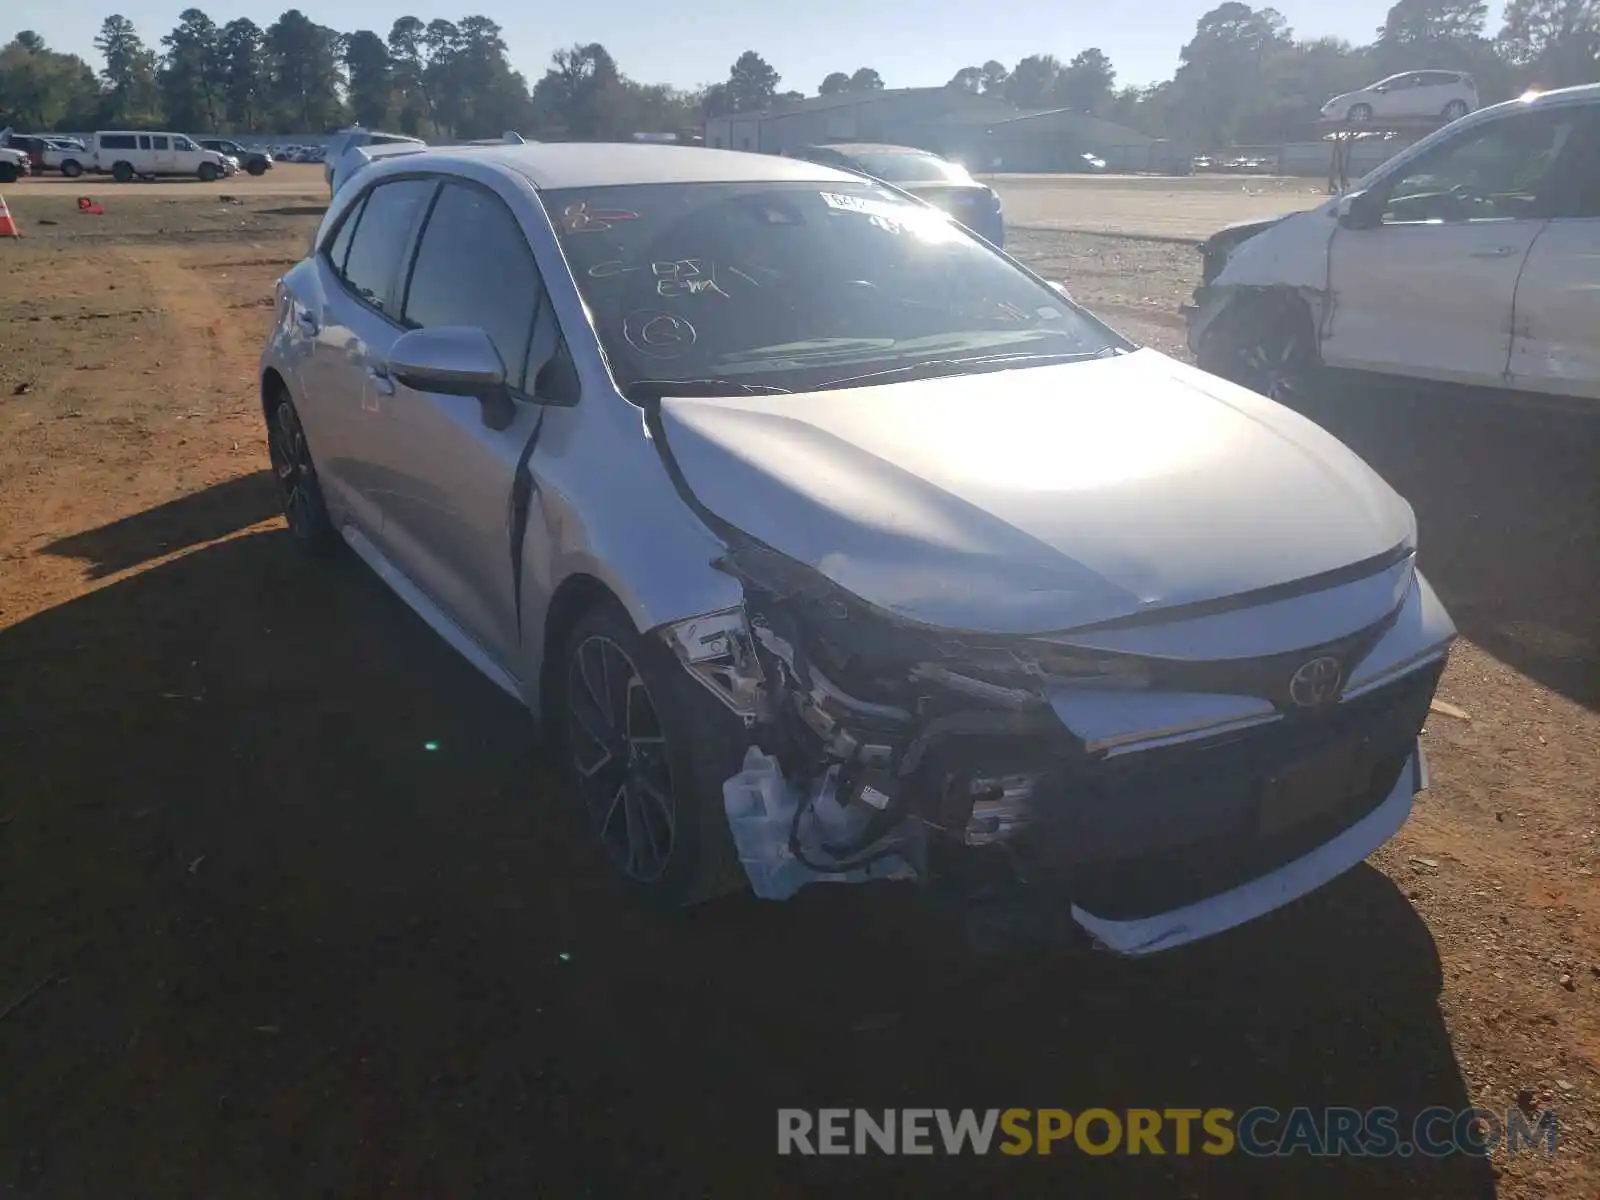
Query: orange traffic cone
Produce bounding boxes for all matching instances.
[77,196,104,215]
[0,194,19,238]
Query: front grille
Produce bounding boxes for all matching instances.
[1018,660,1442,920]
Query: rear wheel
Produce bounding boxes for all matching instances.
[60,159,83,178]
[1442,99,1469,121]
[1196,292,1321,411]
[198,162,220,183]
[265,388,339,554]
[557,599,745,907]
[112,161,134,183]
[1348,102,1373,122]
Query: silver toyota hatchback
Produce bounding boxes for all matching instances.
[259,143,1455,954]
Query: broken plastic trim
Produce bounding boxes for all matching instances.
[723,746,918,899]
[660,607,766,726]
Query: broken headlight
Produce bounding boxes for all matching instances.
[661,607,766,725]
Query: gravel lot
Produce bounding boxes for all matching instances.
[0,184,1595,1198]
[991,173,1329,239]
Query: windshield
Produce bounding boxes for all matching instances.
[847,151,974,184]
[543,181,1119,396]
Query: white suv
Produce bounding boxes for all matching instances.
[1323,71,1478,124]
[1189,84,1600,409]
[89,131,233,182]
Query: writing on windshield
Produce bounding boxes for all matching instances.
[543,180,1117,395]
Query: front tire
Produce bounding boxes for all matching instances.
[265,388,339,554]
[1196,292,1321,411]
[557,599,745,907]
[61,159,83,178]
[0,164,17,184]
[198,163,220,182]
[247,159,267,176]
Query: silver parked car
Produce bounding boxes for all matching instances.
[259,143,1455,954]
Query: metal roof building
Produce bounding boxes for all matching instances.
[703,88,1014,156]
[703,88,1188,173]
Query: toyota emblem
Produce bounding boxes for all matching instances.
[1288,656,1344,707]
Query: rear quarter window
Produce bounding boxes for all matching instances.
[337,178,437,315]
[324,193,368,273]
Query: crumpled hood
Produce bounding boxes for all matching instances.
[657,348,1415,634]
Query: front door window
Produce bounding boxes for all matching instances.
[1381,108,1585,224]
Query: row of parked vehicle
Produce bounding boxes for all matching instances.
[0,128,268,182]
[268,144,329,164]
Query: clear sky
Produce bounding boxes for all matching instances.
[9,0,1510,93]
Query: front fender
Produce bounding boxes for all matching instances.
[515,400,745,717]
[1185,210,1337,356]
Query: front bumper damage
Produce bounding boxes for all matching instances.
[658,539,1454,956]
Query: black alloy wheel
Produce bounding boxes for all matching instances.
[266,393,337,552]
[566,632,678,883]
[1197,293,1322,413]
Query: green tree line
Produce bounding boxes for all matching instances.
[1,0,1597,145]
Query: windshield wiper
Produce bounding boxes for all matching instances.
[814,349,1120,391]
[623,379,793,403]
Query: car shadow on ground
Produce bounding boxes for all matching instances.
[258,205,328,218]
[0,518,1494,1196]
[37,470,280,579]
[1309,383,1599,711]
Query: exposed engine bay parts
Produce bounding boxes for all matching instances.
[655,532,1452,953]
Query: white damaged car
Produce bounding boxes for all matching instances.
[259,142,1456,954]
[1189,83,1600,410]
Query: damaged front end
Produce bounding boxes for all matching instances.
[657,539,1452,954]
[662,544,1108,907]
[1183,209,1337,359]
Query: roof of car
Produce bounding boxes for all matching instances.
[1463,81,1600,123]
[372,141,862,189]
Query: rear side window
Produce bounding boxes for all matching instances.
[338,178,437,315]
[324,193,368,273]
[99,134,136,150]
[401,182,543,389]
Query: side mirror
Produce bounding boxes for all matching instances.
[388,326,515,428]
[1336,189,1383,230]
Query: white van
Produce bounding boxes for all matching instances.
[89,132,234,182]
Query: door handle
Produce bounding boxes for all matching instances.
[1469,246,1518,258]
[366,364,395,395]
[294,310,319,336]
